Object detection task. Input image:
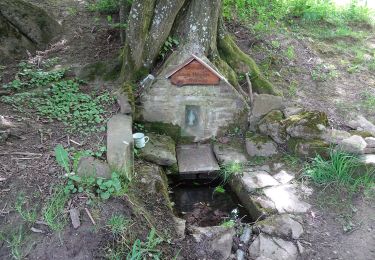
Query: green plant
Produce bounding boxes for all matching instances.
[14,194,37,224]
[219,162,243,184]
[304,149,374,191]
[88,0,120,13]
[96,172,123,199]
[360,90,375,112]
[221,219,236,228]
[213,185,226,194]
[43,186,70,231]
[285,46,295,60]
[159,36,179,59]
[107,214,131,236]
[5,226,25,260]
[126,228,163,260]
[287,81,298,97]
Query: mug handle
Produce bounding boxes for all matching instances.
[144,136,150,144]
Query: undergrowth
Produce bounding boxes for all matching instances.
[218,161,243,184]
[304,149,374,192]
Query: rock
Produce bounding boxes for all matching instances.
[254,214,304,239]
[251,94,284,118]
[240,226,252,243]
[257,110,287,144]
[231,170,280,193]
[173,217,186,239]
[0,0,62,63]
[272,170,294,184]
[338,135,367,154]
[322,128,351,144]
[76,156,111,179]
[347,115,375,136]
[365,137,375,148]
[249,233,298,260]
[246,133,278,157]
[69,208,81,229]
[139,133,177,167]
[284,111,328,140]
[287,138,329,158]
[283,106,304,118]
[189,226,235,260]
[0,130,10,143]
[263,184,311,214]
[213,143,248,164]
[115,90,132,114]
[107,114,133,175]
[364,147,375,154]
[137,164,169,195]
[236,249,245,260]
[176,144,219,174]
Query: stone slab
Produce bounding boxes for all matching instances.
[263,184,311,214]
[176,144,220,174]
[213,143,248,164]
[107,114,133,175]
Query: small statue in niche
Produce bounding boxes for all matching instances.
[186,106,199,127]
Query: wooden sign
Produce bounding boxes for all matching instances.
[166,55,222,86]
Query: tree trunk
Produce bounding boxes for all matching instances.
[121,0,278,95]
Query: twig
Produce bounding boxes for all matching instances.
[245,73,254,106]
[70,139,82,146]
[0,152,42,156]
[85,208,96,225]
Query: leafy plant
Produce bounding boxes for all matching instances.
[4,226,25,260]
[159,36,179,59]
[96,172,123,199]
[221,219,236,228]
[213,185,226,194]
[43,186,70,231]
[14,195,37,224]
[126,228,163,260]
[218,162,243,184]
[304,149,374,191]
[107,214,131,236]
[55,144,71,174]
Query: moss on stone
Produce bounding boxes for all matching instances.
[143,121,181,143]
[79,59,121,81]
[287,138,329,158]
[212,56,239,87]
[218,35,280,95]
[246,132,271,145]
[282,111,329,138]
[349,130,374,138]
[121,82,135,113]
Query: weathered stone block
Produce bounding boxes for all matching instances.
[77,156,111,179]
[246,133,278,157]
[213,142,248,164]
[139,133,177,167]
[338,135,367,154]
[107,114,133,175]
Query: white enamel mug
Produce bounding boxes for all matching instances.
[133,133,149,148]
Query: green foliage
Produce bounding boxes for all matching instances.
[213,185,226,194]
[304,149,375,191]
[55,144,71,174]
[107,214,131,236]
[223,0,374,35]
[4,226,25,260]
[88,0,133,14]
[96,173,123,199]
[221,219,236,228]
[14,195,37,224]
[159,36,179,60]
[219,162,243,184]
[43,186,70,231]
[1,62,113,133]
[360,90,375,112]
[126,228,163,260]
[2,62,65,91]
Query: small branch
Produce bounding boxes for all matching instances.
[0,152,43,156]
[245,73,254,106]
[85,208,96,225]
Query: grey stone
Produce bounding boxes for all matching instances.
[338,135,367,154]
[236,250,245,260]
[255,214,304,239]
[139,133,177,166]
[273,170,294,184]
[115,91,132,114]
[365,137,375,148]
[231,170,279,193]
[69,208,80,229]
[284,111,328,140]
[137,164,169,195]
[283,106,303,118]
[107,114,133,174]
[246,135,278,157]
[173,217,186,239]
[364,147,375,154]
[240,226,252,243]
[176,144,219,174]
[77,156,111,179]
[213,143,248,164]
[249,233,298,260]
[322,128,351,144]
[347,115,375,136]
[263,184,311,214]
[251,94,284,118]
[190,226,235,260]
[257,111,287,144]
[359,154,375,167]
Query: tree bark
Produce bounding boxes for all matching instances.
[121,0,278,95]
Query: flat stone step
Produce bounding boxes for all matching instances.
[176,144,220,175]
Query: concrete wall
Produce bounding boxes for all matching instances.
[140,78,248,142]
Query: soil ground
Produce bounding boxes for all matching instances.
[1,1,375,259]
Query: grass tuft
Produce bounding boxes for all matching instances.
[218,161,244,184]
[43,186,70,232]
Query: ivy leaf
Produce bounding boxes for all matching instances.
[54,144,71,173]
